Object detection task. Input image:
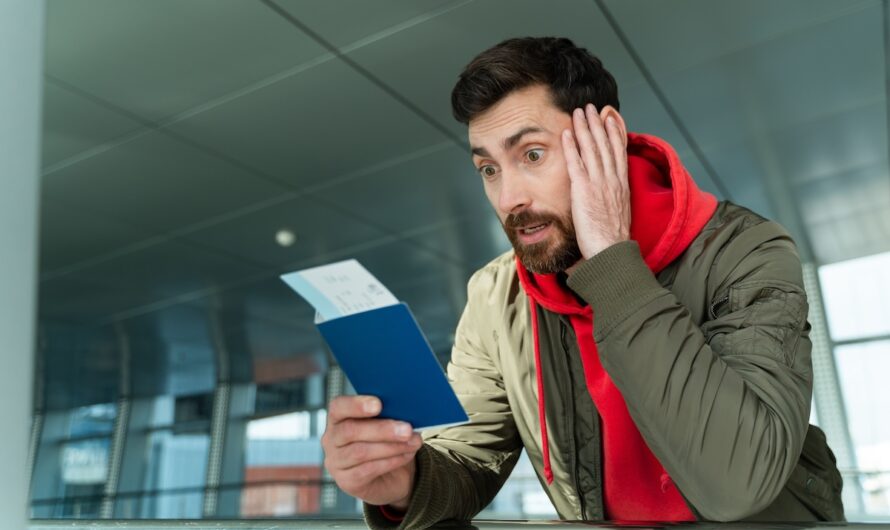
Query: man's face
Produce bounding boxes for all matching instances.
[468,84,581,274]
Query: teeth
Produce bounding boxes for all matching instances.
[521,224,547,234]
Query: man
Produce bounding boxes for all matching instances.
[321,37,845,528]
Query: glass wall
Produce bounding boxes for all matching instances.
[31,248,890,521]
[31,404,117,517]
[819,251,890,516]
[114,394,212,518]
[28,0,889,524]
[219,353,329,518]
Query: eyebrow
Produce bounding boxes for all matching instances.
[471,126,546,158]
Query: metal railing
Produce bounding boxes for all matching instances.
[30,471,890,520]
[31,478,340,519]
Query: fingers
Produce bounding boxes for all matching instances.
[572,107,604,178]
[328,436,423,471]
[568,104,622,187]
[327,395,381,423]
[584,104,615,182]
[335,451,417,493]
[328,417,415,447]
[321,395,420,504]
[323,395,415,449]
[562,129,587,184]
[605,115,627,180]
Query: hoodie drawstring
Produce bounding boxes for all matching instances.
[529,297,554,485]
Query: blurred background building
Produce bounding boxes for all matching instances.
[9,0,890,523]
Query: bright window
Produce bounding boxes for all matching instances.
[819,250,890,516]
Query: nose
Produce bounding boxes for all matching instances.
[497,169,531,216]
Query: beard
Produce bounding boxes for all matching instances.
[503,209,582,274]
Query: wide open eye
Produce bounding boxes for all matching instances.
[479,165,498,179]
[525,148,544,163]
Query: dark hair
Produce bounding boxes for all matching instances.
[451,36,620,124]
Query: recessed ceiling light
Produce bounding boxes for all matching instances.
[275,229,296,247]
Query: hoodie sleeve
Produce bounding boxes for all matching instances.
[363,265,523,529]
[566,222,813,521]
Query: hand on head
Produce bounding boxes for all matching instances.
[562,103,631,263]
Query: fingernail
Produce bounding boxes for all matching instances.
[607,116,616,126]
[587,103,596,113]
[364,399,381,414]
[394,423,411,437]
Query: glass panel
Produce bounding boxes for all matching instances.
[115,429,210,518]
[57,483,104,518]
[68,403,117,438]
[217,352,333,518]
[240,411,323,517]
[61,438,110,485]
[174,392,214,425]
[114,394,210,518]
[255,379,310,414]
[481,451,556,519]
[46,437,112,518]
[835,339,890,515]
[819,250,890,342]
[31,404,117,518]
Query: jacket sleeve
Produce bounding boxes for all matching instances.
[566,223,813,521]
[364,267,524,529]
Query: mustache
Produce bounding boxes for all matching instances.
[504,210,560,230]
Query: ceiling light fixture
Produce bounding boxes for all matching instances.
[275,228,296,247]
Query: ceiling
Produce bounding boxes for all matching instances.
[35,0,890,411]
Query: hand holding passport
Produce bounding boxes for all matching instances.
[281,259,468,431]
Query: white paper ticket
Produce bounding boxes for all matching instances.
[280,259,398,321]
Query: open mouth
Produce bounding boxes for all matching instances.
[519,222,550,235]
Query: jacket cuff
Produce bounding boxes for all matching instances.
[378,504,406,522]
[566,240,665,339]
[363,444,441,530]
[364,503,401,529]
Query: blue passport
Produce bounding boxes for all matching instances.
[280,260,468,431]
[316,302,468,430]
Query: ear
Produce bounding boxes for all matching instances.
[599,106,627,149]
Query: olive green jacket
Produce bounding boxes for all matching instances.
[365,202,844,528]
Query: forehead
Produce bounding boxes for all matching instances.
[467,85,567,147]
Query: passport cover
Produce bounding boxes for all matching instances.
[317,302,468,430]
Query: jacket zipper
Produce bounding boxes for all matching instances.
[709,294,729,319]
[561,320,587,519]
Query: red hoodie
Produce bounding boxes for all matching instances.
[515,132,718,521]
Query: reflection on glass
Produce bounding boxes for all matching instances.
[241,411,322,516]
[31,403,118,518]
[61,438,110,485]
[214,353,328,517]
[115,394,210,518]
[69,403,117,438]
[255,379,311,413]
